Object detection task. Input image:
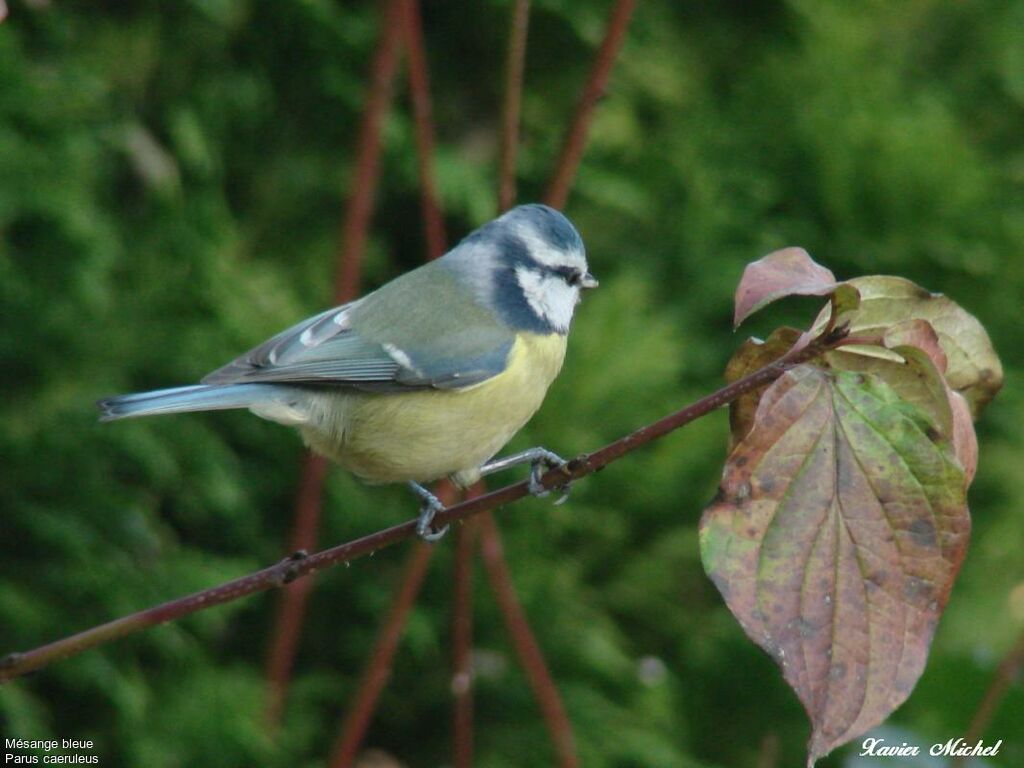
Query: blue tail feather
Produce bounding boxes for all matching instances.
[97,383,286,421]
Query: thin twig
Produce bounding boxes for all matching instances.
[479,513,578,767]
[327,543,436,768]
[0,330,843,684]
[568,328,846,476]
[498,0,531,212]
[950,627,1024,767]
[325,9,455,758]
[401,0,447,259]
[334,0,406,301]
[327,484,454,767]
[544,0,636,210]
[452,498,481,768]
[263,0,406,726]
[492,0,581,760]
[403,6,480,759]
[264,454,329,725]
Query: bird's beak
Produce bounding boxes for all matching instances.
[580,272,599,290]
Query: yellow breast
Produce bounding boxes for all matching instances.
[297,332,568,485]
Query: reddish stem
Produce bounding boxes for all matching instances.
[493,2,585,762]
[401,0,447,260]
[0,331,843,685]
[404,3,480,758]
[334,0,406,301]
[544,0,636,210]
[264,453,329,725]
[498,0,531,212]
[327,8,456,759]
[478,513,577,767]
[327,543,436,768]
[264,0,405,726]
[452,506,480,768]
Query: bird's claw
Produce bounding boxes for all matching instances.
[409,482,449,542]
[416,498,449,542]
[528,452,571,503]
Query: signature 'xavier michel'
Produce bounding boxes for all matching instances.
[99,204,597,540]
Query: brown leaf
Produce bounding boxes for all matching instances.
[734,248,841,328]
[883,319,948,374]
[811,276,1003,417]
[700,366,969,765]
[724,327,803,449]
[949,391,978,487]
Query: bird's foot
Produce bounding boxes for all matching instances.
[479,447,573,503]
[407,481,449,542]
[527,450,572,503]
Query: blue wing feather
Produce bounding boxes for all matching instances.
[201,259,516,391]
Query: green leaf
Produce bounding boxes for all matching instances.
[816,317,979,488]
[820,342,953,452]
[700,366,969,765]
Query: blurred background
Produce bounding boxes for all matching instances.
[1,1,1022,766]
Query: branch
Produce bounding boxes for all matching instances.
[401,0,447,260]
[264,453,329,724]
[489,3,583,760]
[327,543,435,768]
[322,7,457,759]
[264,0,406,725]
[479,513,578,767]
[333,0,406,302]
[544,0,637,210]
[452,511,479,768]
[498,0,531,212]
[398,4,484,761]
[0,328,844,684]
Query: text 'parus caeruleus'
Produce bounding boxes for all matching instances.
[99,204,597,540]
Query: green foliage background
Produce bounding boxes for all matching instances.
[2,1,1022,766]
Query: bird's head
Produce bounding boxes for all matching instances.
[451,204,597,335]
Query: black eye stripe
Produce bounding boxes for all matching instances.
[548,265,581,283]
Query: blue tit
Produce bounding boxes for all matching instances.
[98,203,597,540]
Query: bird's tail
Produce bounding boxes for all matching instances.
[97,383,290,421]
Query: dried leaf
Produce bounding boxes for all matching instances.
[811,276,1003,417]
[724,327,803,449]
[949,391,978,487]
[882,319,948,374]
[827,283,862,331]
[734,248,842,328]
[700,366,969,765]
[725,319,974,487]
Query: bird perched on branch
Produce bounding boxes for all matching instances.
[98,204,597,541]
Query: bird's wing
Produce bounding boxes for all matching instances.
[202,262,515,391]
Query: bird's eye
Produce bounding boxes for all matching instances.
[552,266,582,285]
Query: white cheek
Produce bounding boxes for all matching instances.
[515,267,578,332]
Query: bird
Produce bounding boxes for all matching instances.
[98,204,597,541]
